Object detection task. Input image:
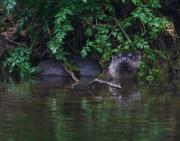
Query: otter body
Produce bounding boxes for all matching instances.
[36,53,140,79]
[107,52,141,79]
[36,59,69,76]
[36,56,101,77]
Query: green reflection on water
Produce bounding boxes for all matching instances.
[0,77,179,141]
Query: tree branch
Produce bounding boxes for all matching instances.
[4,37,41,55]
[64,67,80,83]
[89,78,121,89]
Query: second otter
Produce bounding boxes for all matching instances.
[36,53,141,79]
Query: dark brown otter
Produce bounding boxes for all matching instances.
[36,55,101,77]
[107,52,141,79]
[36,53,141,80]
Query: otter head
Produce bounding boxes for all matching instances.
[109,52,141,78]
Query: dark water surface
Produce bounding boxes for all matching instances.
[0,76,180,141]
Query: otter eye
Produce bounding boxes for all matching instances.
[118,53,122,58]
[128,53,133,58]
[112,55,118,61]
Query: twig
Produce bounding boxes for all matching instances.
[64,67,80,83]
[116,19,133,47]
[174,35,180,39]
[41,48,48,58]
[89,78,121,89]
[5,38,26,47]
[107,21,119,39]
[4,37,41,55]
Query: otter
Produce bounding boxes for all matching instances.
[107,52,141,79]
[89,52,141,95]
[35,53,141,80]
[35,55,101,77]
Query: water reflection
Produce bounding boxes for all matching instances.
[89,78,141,103]
[0,77,179,141]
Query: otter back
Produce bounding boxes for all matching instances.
[69,55,100,77]
[36,59,69,76]
[36,56,101,77]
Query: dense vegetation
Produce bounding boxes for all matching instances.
[0,0,178,81]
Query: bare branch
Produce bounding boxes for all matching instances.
[89,78,121,89]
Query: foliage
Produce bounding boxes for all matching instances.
[1,0,16,14]
[0,0,174,81]
[3,47,35,79]
[47,7,73,61]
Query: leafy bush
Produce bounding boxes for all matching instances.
[47,7,73,61]
[3,47,35,79]
[2,0,16,14]
[0,0,174,81]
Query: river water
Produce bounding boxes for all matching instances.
[0,76,180,141]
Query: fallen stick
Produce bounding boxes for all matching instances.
[56,61,80,83]
[89,78,121,89]
[64,68,80,83]
[3,36,41,55]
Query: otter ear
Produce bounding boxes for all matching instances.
[136,52,140,56]
[134,52,141,60]
[112,55,118,61]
